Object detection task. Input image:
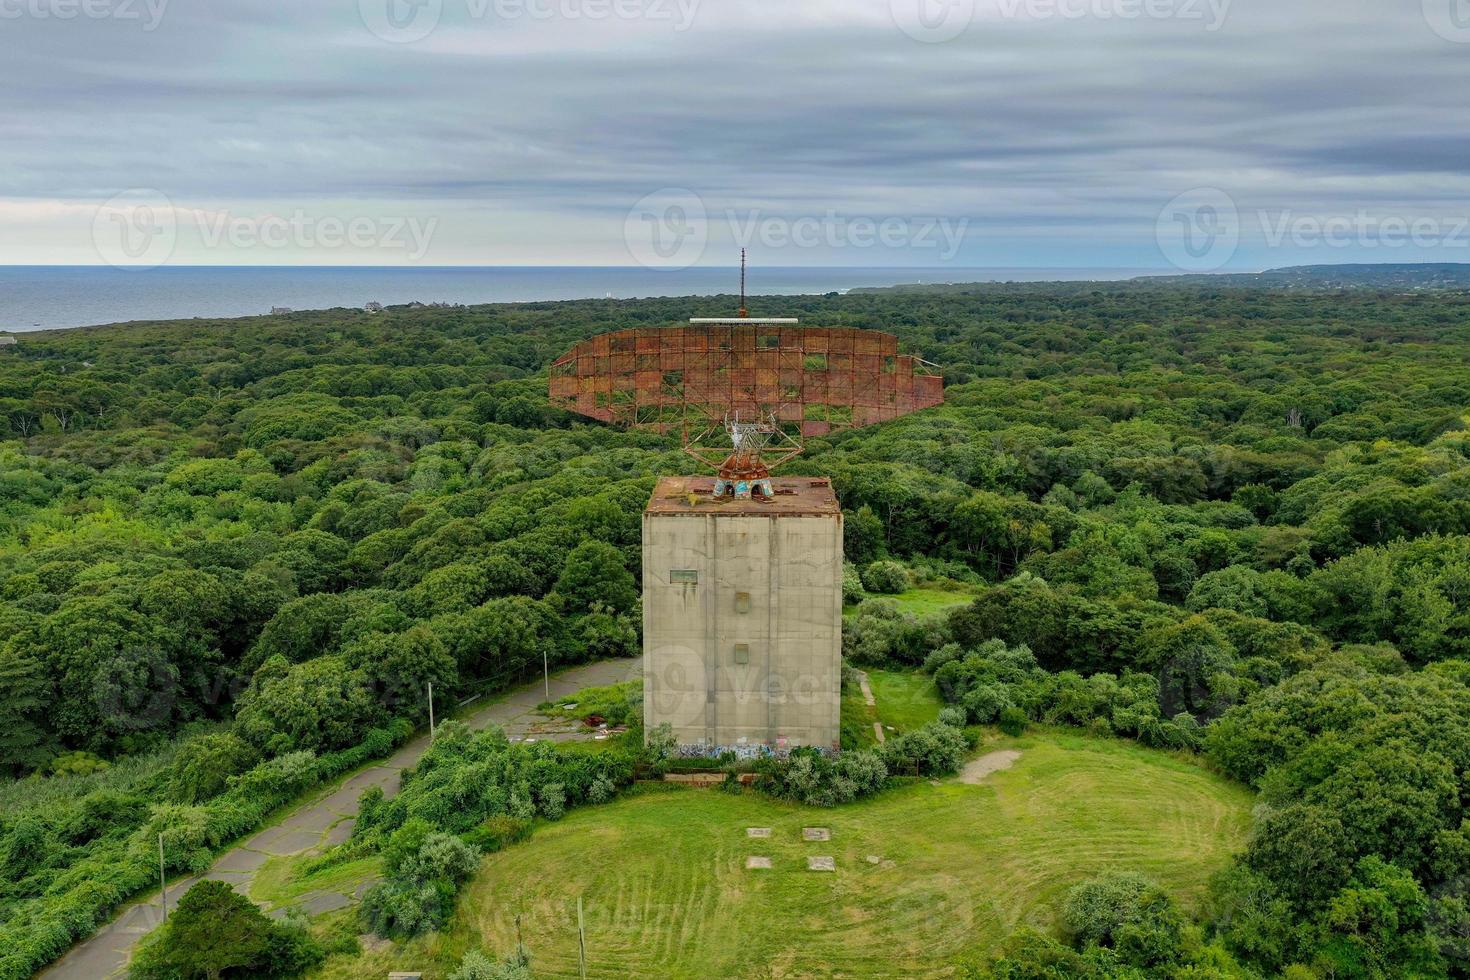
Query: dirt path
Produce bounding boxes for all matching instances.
[40,657,644,980]
[957,749,1022,784]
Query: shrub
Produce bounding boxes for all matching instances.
[361,830,481,939]
[756,747,889,807]
[461,815,532,853]
[166,732,260,804]
[879,721,969,777]
[998,707,1028,737]
[449,946,533,980]
[128,880,322,980]
[1061,871,1189,968]
[360,877,455,938]
[843,601,951,666]
[861,560,910,595]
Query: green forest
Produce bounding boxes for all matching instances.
[2,284,1469,978]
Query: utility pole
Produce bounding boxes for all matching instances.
[428,681,435,742]
[543,648,550,701]
[577,895,588,980]
[158,833,168,921]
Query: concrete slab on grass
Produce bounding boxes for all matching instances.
[324,818,356,848]
[807,856,835,872]
[746,827,772,838]
[252,830,321,856]
[745,856,773,870]
[802,827,831,842]
[211,848,271,873]
[295,891,353,915]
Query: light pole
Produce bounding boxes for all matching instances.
[543,648,550,701]
[158,833,167,921]
[428,681,435,742]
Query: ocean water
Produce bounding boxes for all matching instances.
[0,266,1158,333]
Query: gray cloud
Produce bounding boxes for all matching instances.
[1,0,1467,267]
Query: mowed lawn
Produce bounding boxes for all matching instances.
[319,733,1252,979]
[844,587,977,620]
[841,668,944,749]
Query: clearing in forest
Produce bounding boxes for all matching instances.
[314,732,1252,979]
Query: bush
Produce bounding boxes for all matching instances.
[461,814,533,853]
[361,829,480,939]
[128,880,322,979]
[166,732,260,804]
[861,560,910,595]
[757,748,889,807]
[1060,871,1189,968]
[879,721,970,777]
[843,601,951,667]
[449,946,533,980]
[360,877,455,938]
[998,707,1027,737]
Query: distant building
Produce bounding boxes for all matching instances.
[0,336,17,347]
[270,307,293,315]
[365,301,384,313]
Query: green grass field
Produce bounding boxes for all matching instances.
[312,732,1251,979]
[841,668,945,749]
[844,586,978,619]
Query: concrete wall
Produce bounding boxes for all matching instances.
[643,511,843,752]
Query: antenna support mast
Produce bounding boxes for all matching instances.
[738,248,748,319]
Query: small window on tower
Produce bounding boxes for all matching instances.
[734,591,751,614]
[733,643,750,665]
[670,569,698,584]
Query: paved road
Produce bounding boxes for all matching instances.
[41,656,644,980]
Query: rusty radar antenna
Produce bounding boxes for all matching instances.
[548,260,943,500]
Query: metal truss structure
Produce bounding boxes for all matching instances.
[548,323,944,439]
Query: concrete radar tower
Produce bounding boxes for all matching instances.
[549,263,942,755]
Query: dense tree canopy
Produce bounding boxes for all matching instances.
[2,283,1470,977]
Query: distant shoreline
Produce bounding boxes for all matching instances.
[3,263,1467,335]
[0,265,1163,333]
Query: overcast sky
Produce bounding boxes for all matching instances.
[2,0,1468,269]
